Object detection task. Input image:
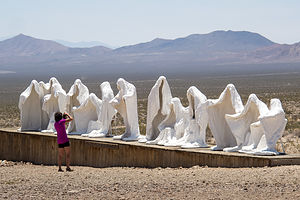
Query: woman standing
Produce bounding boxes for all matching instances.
[54,112,73,172]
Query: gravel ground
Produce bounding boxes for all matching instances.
[1,161,300,199]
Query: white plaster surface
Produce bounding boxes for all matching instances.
[19,80,44,131]
[66,79,89,134]
[224,94,269,152]
[83,82,117,138]
[39,77,60,130]
[240,99,287,155]
[72,93,101,135]
[42,82,67,132]
[139,76,172,143]
[146,97,189,146]
[110,78,141,141]
[180,86,208,148]
[207,84,244,151]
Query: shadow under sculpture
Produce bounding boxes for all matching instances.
[207,84,244,151]
[146,97,189,146]
[66,79,89,134]
[82,82,117,138]
[110,78,142,141]
[180,86,209,148]
[139,76,172,143]
[42,82,67,133]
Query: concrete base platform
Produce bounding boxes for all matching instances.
[1,128,300,168]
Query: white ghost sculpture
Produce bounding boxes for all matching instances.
[147,97,189,146]
[39,77,60,97]
[41,83,67,133]
[180,86,209,148]
[72,93,102,135]
[39,77,60,130]
[139,76,172,143]
[110,78,141,141]
[19,80,44,131]
[83,82,117,138]
[224,94,269,152]
[66,79,89,134]
[240,99,287,155]
[207,84,244,151]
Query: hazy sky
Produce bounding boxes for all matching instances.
[1,0,300,46]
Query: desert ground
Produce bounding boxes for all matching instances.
[0,72,300,199]
[1,160,300,199]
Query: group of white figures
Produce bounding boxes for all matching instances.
[19,76,287,156]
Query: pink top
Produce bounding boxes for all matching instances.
[54,119,69,144]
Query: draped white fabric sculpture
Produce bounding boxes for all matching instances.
[42,83,67,132]
[18,76,288,156]
[39,77,60,130]
[239,99,287,155]
[72,93,101,135]
[180,86,209,148]
[207,84,244,151]
[139,76,172,143]
[147,97,189,146]
[224,94,269,152]
[66,79,89,134]
[83,82,117,138]
[110,78,141,141]
[39,77,59,96]
[19,80,44,131]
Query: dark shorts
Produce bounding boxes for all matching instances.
[58,141,70,148]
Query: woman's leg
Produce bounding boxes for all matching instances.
[65,146,71,169]
[58,148,64,171]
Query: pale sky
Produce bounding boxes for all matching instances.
[1,0,300,46]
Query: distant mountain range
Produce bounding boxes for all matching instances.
[54,39,116,49]
[0,30,300,76]
[0,34,111,61]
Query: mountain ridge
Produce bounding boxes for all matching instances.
[114,30,276,53]
[0,34,112,58]
[0,30,300,74]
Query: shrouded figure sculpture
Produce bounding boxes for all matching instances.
[83,82,117,138]
[224,94,269,152]
[66,79,89,134]
[180,86,209,148]
[19,80,44,131]
[147,97,189,146]
[19,77,63,131]
[42,83,67,132]
[207,84,244,151]
[72,93,102,135]
[39,77,60,130]
[18,76,288,156]
[39,77,60,97]
[139,76,172,143]
[256,99,287,155]
[239,98,287,155]
[110,78,141,141]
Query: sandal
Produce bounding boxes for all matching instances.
[58,168,64,172]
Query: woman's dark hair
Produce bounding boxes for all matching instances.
[55,112,63,122]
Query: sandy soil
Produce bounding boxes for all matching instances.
[1,161,300,199]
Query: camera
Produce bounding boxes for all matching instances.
[63,114,68,119]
